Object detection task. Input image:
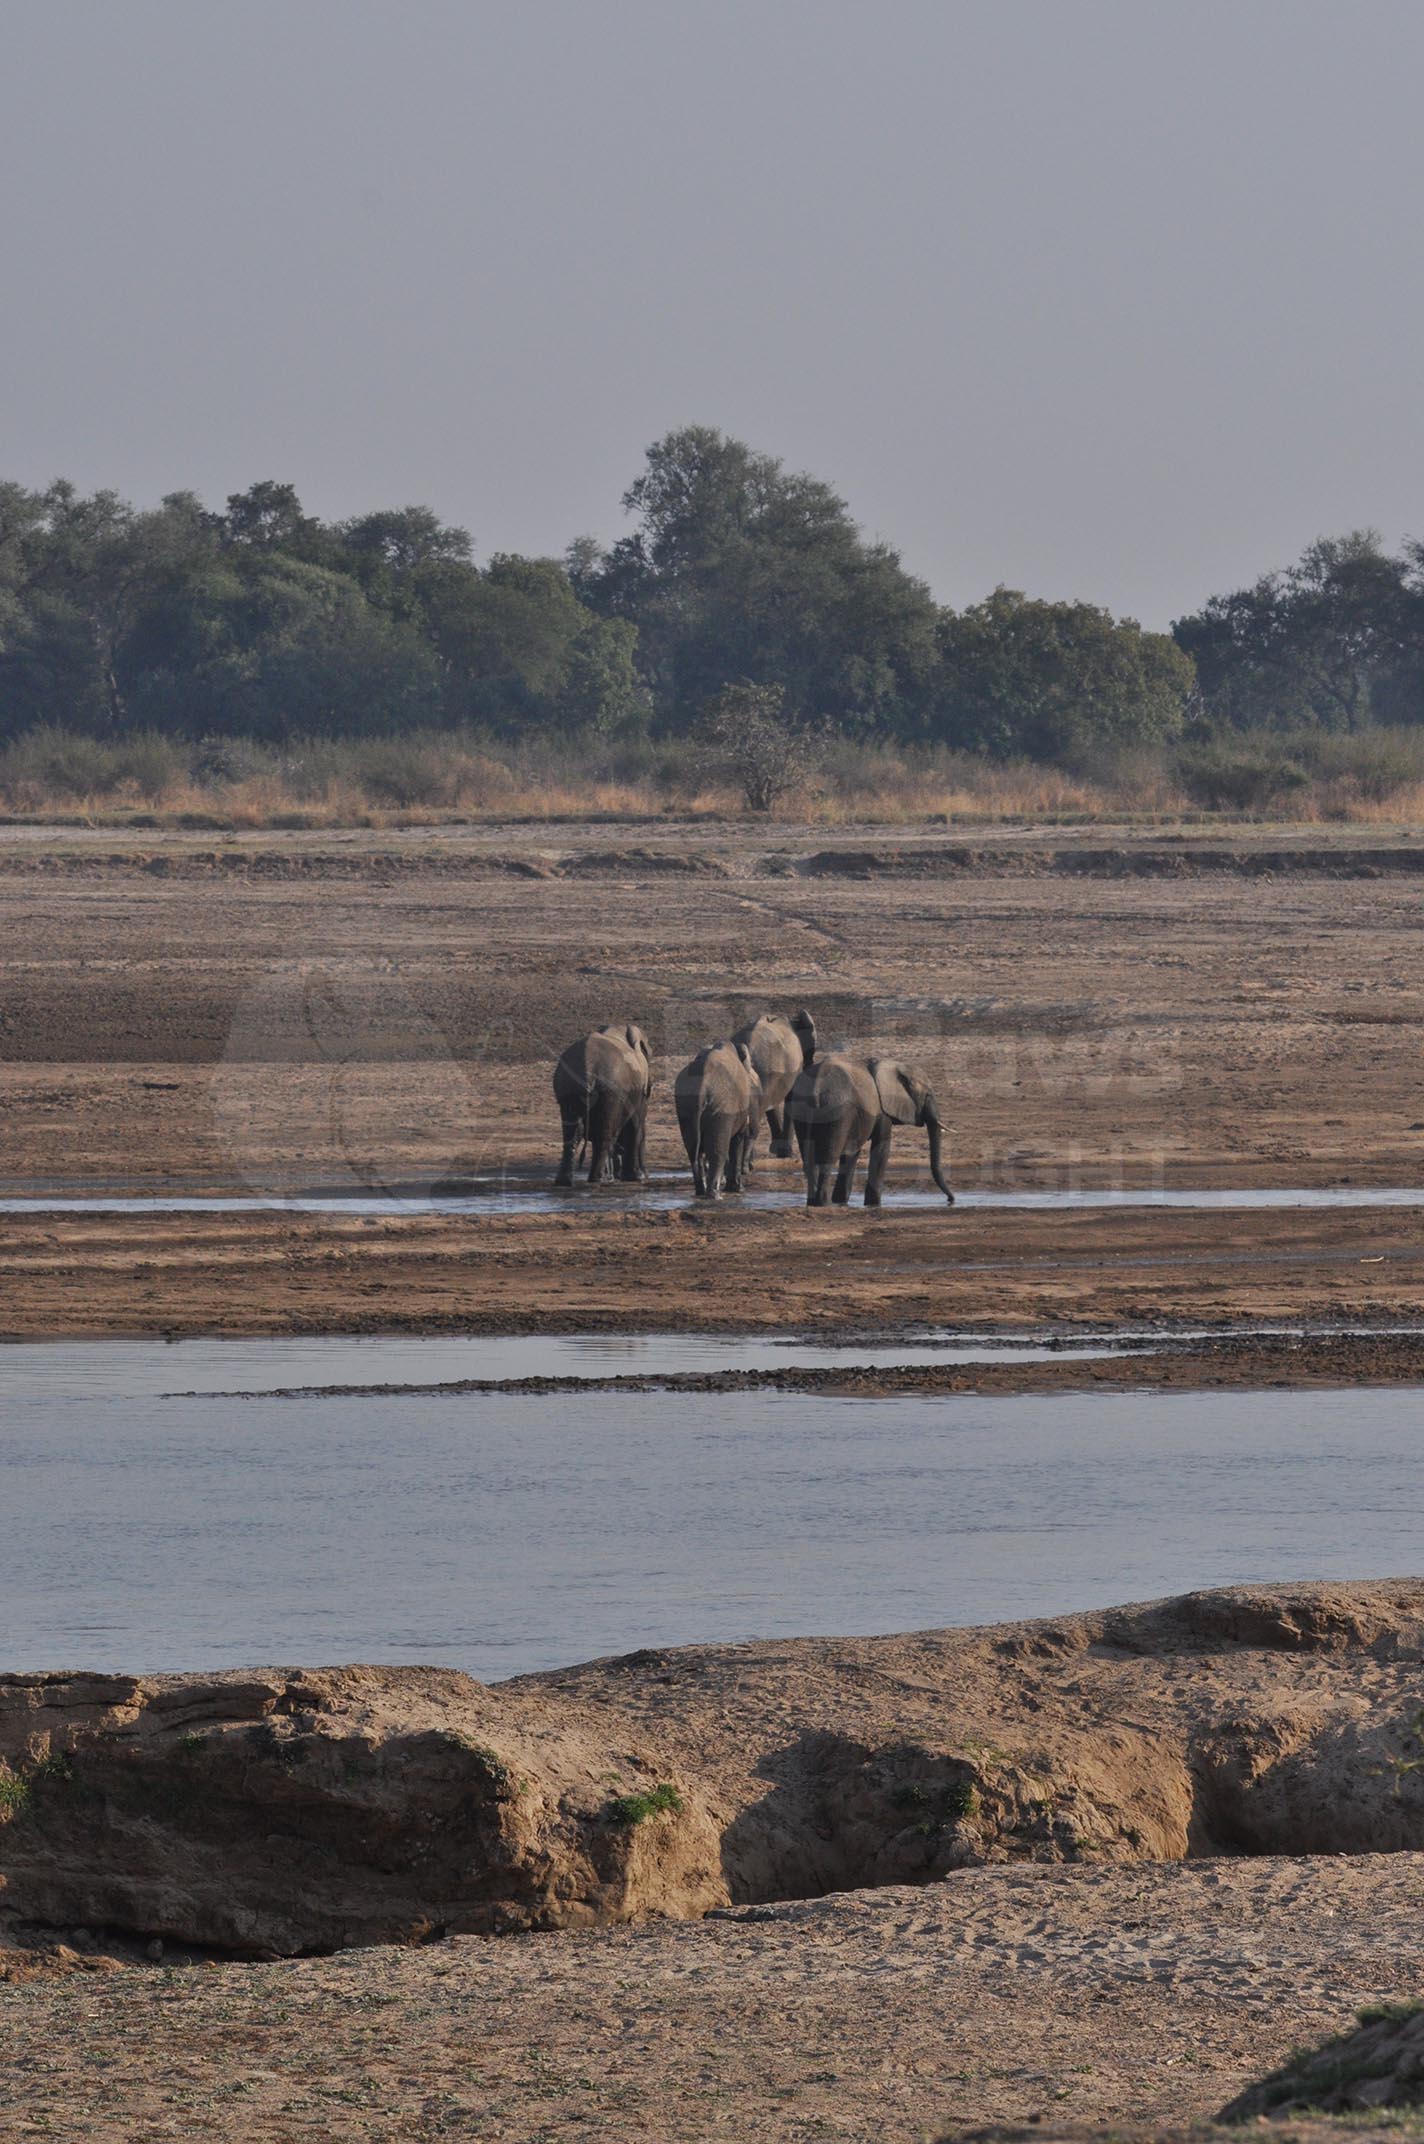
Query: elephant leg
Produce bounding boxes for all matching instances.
[555,1107,581,1187]
[586,1097,613,1184]
[725,1130,748,1192]
[863,1120,892,1207]
[768,1102,793,1160]
[832,1149,859,1204]
[807,1161,835,1207]
[741,1116,758,1177]
[700,1123,730,1200]
[614,1114,642,1183]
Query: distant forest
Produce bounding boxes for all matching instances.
[2,426,1422,761]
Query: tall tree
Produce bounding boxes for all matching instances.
[931,589,1194,759]
[1174,531,1423,732]
[580,426,939,730]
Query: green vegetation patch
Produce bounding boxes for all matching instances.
[0,1770,31,1820]
[605,1783,684,1829]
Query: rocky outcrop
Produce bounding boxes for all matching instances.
[3,1581,1424,1956]
[0,1666,722,1953]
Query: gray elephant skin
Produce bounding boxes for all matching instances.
[553,1024,653,1185]
[789,1053,953,1208]
[729,1009,817,1161]
[675,1040,764,1198]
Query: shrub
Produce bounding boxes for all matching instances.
[1174,738,1312,813]
[606,1782,683,1827]
[0,724,119,798]
[112,730,184,801]
[1303,727,1424,804]
[697,682,821,812]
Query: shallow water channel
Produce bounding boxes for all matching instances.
[3,1182,1424,1215]
[3,1335,1422,1678]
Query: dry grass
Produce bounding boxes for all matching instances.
[1,725,1422,830]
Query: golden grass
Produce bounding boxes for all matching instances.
[2,732,1423,830]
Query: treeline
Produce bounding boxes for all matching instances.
[2,427,1422,758]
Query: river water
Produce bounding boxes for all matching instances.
[2,1339,1421,1679]
[2,1183,1424,1215]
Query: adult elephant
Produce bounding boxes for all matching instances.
[675,1041,763,1199]
[789,1053,953,1208]
[730,1009,817,1161]
[553,1024,653,1186]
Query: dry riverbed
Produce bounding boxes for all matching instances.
[4,1857,1423,2142]
[2,820,1423,1353]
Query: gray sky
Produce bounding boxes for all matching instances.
[3,0,1421,627]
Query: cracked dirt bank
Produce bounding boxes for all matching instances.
[4,1583,1424,1955]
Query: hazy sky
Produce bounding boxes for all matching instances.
[3,0,1421,626]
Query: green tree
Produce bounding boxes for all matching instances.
[0,484,215,734]
[221,481,327,559]
[1174,531,1423,732]
[932,589,1194,760]
[427,553,644,735]
[582,426,939,731]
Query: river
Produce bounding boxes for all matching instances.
[2,1338,1420,1678]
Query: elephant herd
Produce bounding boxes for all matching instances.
[552,1011,954,1208]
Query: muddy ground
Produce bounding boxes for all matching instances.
[1,820,1422,1349]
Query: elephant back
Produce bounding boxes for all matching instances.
[556,1025,647,1100]
[731,1012,812,1108]
[675,1039,756,1112]
[790,1050,877,1129]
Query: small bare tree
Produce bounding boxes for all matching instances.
[698,681,819,812]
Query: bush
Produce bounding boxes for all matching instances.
[112,730,184,801]
[0,724,120,798]
[191,736,283,785]
[341,737,470,809]
[1176,726,1424,815]
[1301,727,1424,804]
[1174,738,1312,812]
[605,1783,684,1828]
[697,681,821,811]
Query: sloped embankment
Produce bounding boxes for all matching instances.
[1221,2003,1424,2118]
[2,1581,1423,1955]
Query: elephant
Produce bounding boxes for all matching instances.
[789,1053,954,1208]
[729,1008,817,1161]
[675,1040,764,1199]
[552,1024,653,1186]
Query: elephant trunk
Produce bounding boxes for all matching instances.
[923,1103,954,1203]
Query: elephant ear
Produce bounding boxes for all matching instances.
[626,1024,653,1092]
[870,1058,922,1125]
[790,1007,817,1063]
